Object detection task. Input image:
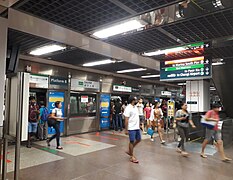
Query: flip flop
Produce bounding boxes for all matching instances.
[222,158,232,162]
[200,154,207,158]
[130,157,139,164]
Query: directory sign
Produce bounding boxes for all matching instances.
[100,94,111,129]
[160,56,212,81]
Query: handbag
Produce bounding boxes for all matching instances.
[200,115,217,129]
[147,127,154,136]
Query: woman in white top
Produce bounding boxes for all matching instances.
[46,101,64,150]
[150,102,165,144]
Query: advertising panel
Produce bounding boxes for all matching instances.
[100,94,111,128]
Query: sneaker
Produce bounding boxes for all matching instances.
[150,138,154,142]
[143,131,147,135]
[161,140,166,144]
[176,148,182,153]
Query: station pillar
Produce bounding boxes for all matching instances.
[0,17,7,127]
[186,80,210,112]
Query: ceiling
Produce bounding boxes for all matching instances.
[4,0,233,84]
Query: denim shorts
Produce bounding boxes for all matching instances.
[205,128,221,141]
[128,129,141,143]
[28,122,38,133]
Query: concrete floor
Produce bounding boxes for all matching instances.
[4,131,233,180]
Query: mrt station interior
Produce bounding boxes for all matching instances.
[0,0,233,180]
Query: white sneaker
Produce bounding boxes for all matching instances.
[150,138,154,142]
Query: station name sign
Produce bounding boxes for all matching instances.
[160,56,212,81]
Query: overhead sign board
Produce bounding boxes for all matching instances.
[71,79,100,90]
[29,74,49,88]
[113,85,132,93]
[161,91,172,96]
[160,56,212,81]
[50,76,68,86]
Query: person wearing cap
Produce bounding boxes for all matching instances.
[124,96,141,163]
[201,104,232,162]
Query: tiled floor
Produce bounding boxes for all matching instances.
[4,131,233,180]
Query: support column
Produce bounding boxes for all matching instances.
[0,17,7,127]
[186,80,210,112]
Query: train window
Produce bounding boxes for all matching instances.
[70,93,96,116]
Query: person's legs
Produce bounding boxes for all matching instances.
[177,126,185,151]
[157,125,165,143]
[201,128,213,157]
[112,114,117,131]
[44,121,48,140]
[119,114,123,131]
[27,122,32,148]
[128,130,141,162]
[53,123,61,147]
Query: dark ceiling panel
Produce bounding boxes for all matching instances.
[118,0,181,13]
[14,0,130,32]
[106,28,179,53]
[48,48,110,65]
[206,46,233,59]
[162,8,233,43]
[8,29,53,52]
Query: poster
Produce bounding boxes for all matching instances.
[81,96,88,103]
[167,100,175,117]
[100,94,111,128]
[48,91,65,134]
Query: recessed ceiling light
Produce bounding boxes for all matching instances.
[117,68,147,74]
[83,59,116,67]
[177,83,186,86]
[141,74,160,78]
[212,62,225,66]
[29,44,66,56]
[93,20,145,39]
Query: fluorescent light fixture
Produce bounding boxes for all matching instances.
[143,47,186,56]
[141,74,160,78]
[177,83,186,86]
[29,44,66,56]
[117,68,147,74]
[212,62,224,66]
[93,20,144,39]
[83,59,116,67]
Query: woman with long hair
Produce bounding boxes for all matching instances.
[46,101,64,150]
[150,102,165,144]
[175,102,196,156]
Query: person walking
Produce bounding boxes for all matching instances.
[47,101,64,150]
[175,102,196,157]
[137,98,146,134]
[201,104,232,162]
[151,102,166,144]
[124,96,141,163]
[38,101,49,140]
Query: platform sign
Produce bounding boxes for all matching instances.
[160,56,212,81]
[48,91,65,134]
[100,94,111,129]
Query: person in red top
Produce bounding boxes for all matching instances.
[144,102,151,130]
[201,104,232,162]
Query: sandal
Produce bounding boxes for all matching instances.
[130,157,139,163]
[56,146,63,150]
[200,154,207,158]
[222,157,232,162]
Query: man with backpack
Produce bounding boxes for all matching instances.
[38,101,49,141]
[27,96,40,148]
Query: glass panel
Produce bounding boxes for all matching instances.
[70,95,78,114]
[78,95,96,114]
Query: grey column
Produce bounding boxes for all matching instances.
[0,17,7,127]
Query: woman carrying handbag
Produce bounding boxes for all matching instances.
[47,101,64,150]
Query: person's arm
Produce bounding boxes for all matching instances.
[188,114,196,128]
[38,108,42,120]
[125,117,129,135]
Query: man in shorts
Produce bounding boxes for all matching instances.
[124,96,141,163]
[201,104,231,162]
